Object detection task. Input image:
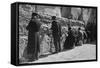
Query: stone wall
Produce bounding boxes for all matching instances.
[19,4,66,60]
[37,5,61,17]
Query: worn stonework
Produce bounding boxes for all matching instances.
[37,5,61,17]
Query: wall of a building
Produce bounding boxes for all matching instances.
[37,5,61,17]
[61,7,71,18]
[61,7,93,25]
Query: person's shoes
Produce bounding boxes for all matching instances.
[27,59,36,62]
[52,52,58,54]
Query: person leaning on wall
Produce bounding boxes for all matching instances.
[51,16,61,53]
[25,12,41,62]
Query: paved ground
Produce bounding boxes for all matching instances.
[22,44,96,64]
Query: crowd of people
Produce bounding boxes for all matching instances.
[24,12,88,62]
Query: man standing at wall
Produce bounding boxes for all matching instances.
[26,13,41,62]
[51,16,61,53]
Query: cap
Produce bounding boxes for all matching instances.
[32,12,38,17]
[52,16,56,20]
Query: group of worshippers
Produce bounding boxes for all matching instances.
[24,12,85,62]
[63,27,84,50]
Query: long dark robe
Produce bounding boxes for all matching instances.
[25,20,40,61]
[51,21,61,52]
[75,30,83,46]
[64,30,75,50]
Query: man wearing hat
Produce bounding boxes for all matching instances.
[51,16,61,53]
[26,13,41,61]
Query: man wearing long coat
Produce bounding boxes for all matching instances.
[26,13,41,61]
[51,16,61,53]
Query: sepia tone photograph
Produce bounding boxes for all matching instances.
[18,3,97,64]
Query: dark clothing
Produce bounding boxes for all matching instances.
[51,21,61,35]
[75,30,83,46]
[53,34,61,52]
[26,20,40,61]
[51,21,61,52]
[26,20,40,32]
[64,30,75,50]
[82,31,87,43]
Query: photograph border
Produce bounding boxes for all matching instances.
[11,2,98,66]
